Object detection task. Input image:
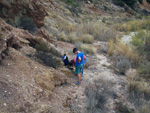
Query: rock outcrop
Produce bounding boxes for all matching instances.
[0,0,46,29]
[0,18,36,61]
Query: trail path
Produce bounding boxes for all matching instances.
[52,41,132,113]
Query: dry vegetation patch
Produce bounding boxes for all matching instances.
[34,72,55,91]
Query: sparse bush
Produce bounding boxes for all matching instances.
[138,61,150,76]
[113,0,125,7]
[115,39,140,67]
[131,30,150,57]
[35,39,61,57]
[80,34,94,44]
[57,31,69,42]
[115,39,140,66]
[68,32,79,43]
[20,17,37,33]
[79,22,116,41]
[116,58,131,74]
[62,0,76,5]
[114,19,150,32]
[84,79,113,113]
[35,40,50,52]
[80,44,96,55]
[116,102,132,113]
[127,75,150,99]
[36,52,62,69]
[137,104,150,113]
[122,0,137,7]
[102,17,107,23]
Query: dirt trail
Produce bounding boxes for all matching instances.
[51,41,132,113]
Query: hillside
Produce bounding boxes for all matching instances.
[0,0,150,113]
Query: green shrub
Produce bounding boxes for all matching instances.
[116,58,131,74]
[36,52,62,69]
[122,0,137,7]
[35,39,61,68]
[20,17,37,33]
[114,1,125,7]
[35,39,61,57]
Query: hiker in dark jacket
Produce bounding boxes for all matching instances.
[62,54,69,66]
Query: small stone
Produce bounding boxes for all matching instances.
[71,91,76,93]
[4,103,7,106]
[6,75,10,77]
[4,90,7,93]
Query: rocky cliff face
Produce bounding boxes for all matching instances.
[0,0,46,30]
[0,18,35,61]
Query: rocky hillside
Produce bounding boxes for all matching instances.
[0,0,150,113]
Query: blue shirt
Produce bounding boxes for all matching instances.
[75,52,84,66]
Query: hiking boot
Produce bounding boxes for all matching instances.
[75,81,82,85]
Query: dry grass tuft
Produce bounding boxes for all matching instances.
[79,22,116,41]
[68,32,79,43]
[114,19,150,32]
[80,34,94,44]
[80,44,96,55]
[57,31,69,42]
[115,39,140,65]
[107,39,114,56]
[127,75,150,98]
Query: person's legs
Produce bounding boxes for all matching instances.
[77,73,82,83]
[75,64,83,84]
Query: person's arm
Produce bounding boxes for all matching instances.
[77,57,81,63]
[83,58,84,65]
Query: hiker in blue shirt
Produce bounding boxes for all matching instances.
[73,48,84,85]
